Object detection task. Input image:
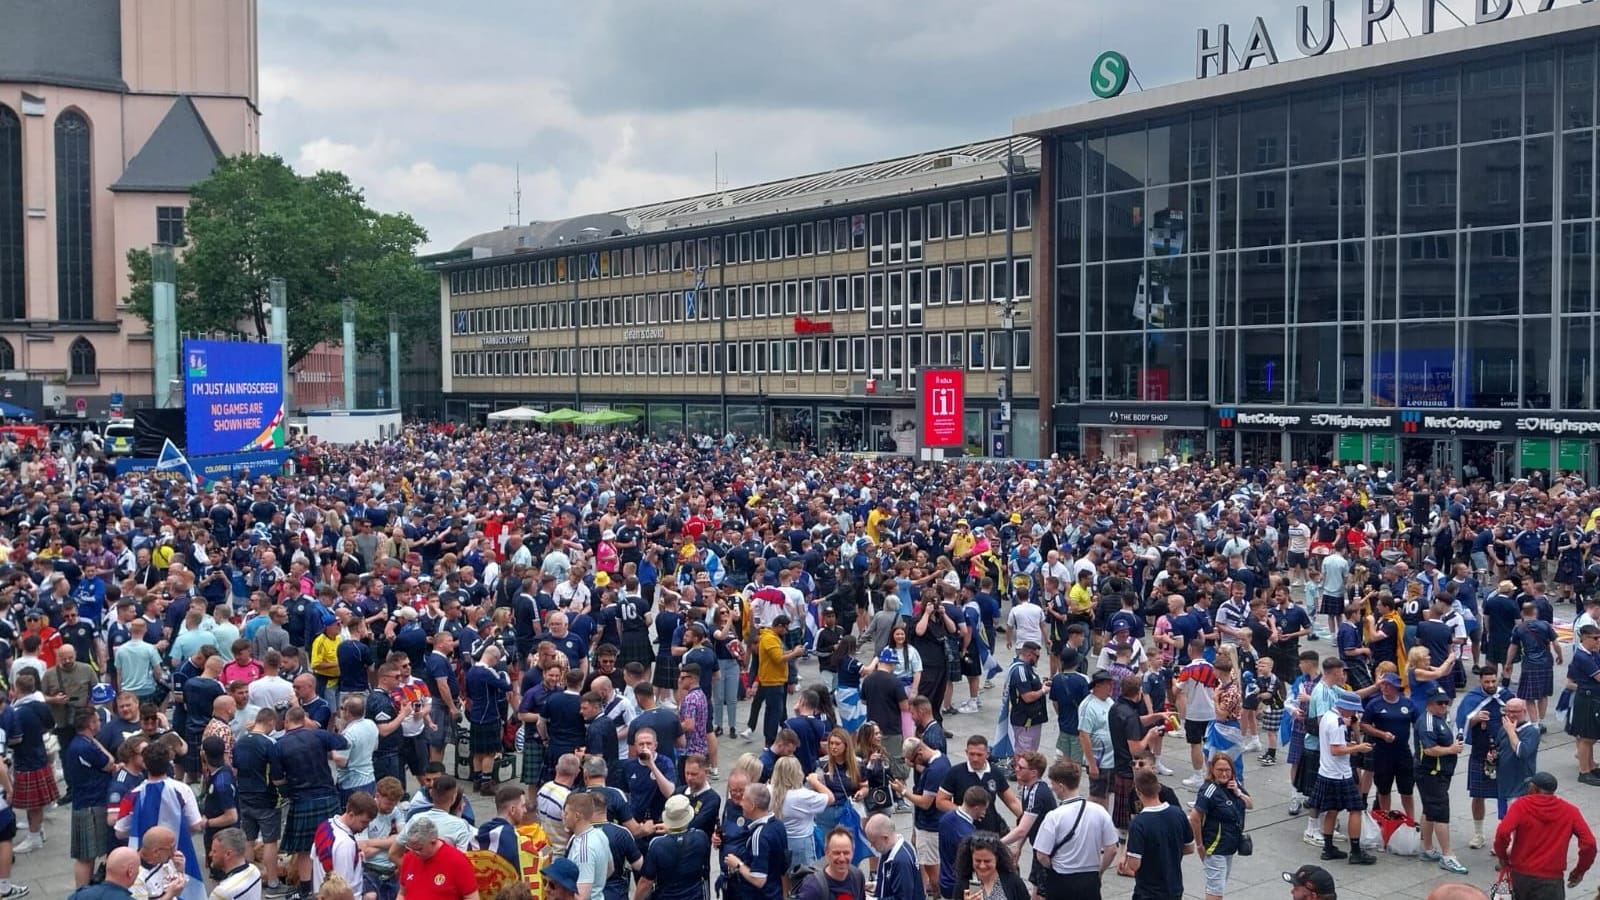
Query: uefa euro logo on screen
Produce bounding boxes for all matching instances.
[186,349,207,378]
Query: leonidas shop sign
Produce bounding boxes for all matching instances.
[1196,0,1592,80]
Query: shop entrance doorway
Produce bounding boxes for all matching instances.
[1460,439,1514,484]
[1402,438,1456,478]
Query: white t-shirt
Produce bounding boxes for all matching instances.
[311,816,362,892]
[247,676,294,714]
[780,787,829,840]
[1007,603,1046,647]
[1317,711,1353,780]
[1032,796,1119,875]
[1288,524,1311,555]
[1177,663,1216,723]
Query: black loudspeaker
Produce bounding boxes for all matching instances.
[132,408,186,457]
[1412,492,1431,524]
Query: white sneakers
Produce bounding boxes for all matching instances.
[1181,773,1204,789]
[1242,737,1262,752]
[1154,762,1175,776]
[11,831,43,855]
[957,698,981,714]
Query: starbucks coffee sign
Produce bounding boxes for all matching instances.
[1197,0,1593,80]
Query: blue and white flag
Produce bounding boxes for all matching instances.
[124,780,208,900]
[685,271,705,318]
[156,438,198,484]
[991,665,1015,761]
[976,630,1004,681]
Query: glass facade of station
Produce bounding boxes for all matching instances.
[1048,36,1600,475]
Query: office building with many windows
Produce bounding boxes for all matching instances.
[1020,1,1600,480]
[440,138,1041,455]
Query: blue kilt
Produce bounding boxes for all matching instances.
[1518,663,1554,701]
[1306,775,1366,812]
[281,791,341,853]
[1320,594,1344,617]
[1466,755,1497,799]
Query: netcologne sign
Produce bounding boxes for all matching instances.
[1197,0,1593,80]
[1421,415,1504,433]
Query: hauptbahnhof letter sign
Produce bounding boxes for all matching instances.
[1197,0,1593,80]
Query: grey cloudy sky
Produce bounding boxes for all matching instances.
[256,0,1528,251]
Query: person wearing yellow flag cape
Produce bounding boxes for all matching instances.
[1366,595,1407,689]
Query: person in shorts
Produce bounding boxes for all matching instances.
[0,751,25,898]
[900,737,947,897]
[1416,687,1469,875]
[234,708,286,892]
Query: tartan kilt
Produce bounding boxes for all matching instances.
[1466,756,1497,798]
[281,792,340,853]
[470,721,504,755]
[11,765,58,810]
[1294,749,1322,798]
[521,737,546,786]
[653,652,680,689]
[1575,690,1600,741]
[1258,707,1284,732]
[1518,664,1554,701]
[71,806,108,860]
[1112,772,1136,830]
[1320,594,1345,617]
[619,630,654,668]
[1306,775,1366,812]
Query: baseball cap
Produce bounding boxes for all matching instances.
[1282,865,1335,894]
[1378,672,1402,688]
[1427,686,1452,705]
[878,648,899,665]
[1090,670,1116,686]
[541,858,580,893]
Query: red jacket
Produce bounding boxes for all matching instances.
[1494,792,1597,881]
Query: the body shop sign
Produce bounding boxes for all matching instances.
[919,368,966,448]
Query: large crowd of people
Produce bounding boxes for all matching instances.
[4,425,1600,900]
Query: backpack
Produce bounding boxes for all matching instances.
[788,861,865,900]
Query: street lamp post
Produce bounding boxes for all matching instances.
[1000,136,1018,458]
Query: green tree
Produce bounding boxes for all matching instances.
[125,154,436,369]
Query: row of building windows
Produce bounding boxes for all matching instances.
[1053,314,1600,411]
[453,328,1033,380]
[0,105,95,322]
[446,190,1035,296]
[1057,132,1595,269]
[452,258,1034,334]
[1059,46,1597,196]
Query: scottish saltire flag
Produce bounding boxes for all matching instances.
[1204,719,1246,784]
[124,780,208,900]
[977,634,1003,680]
[990,663,1019,761]
[836,685,867,733]
[156,438,198,484]
[803,599,820,651]
[685,271,705,317]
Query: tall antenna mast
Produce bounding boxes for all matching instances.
[514,163,523,227]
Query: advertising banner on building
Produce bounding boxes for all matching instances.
[183,339,286,457]
[918,368,966,449]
